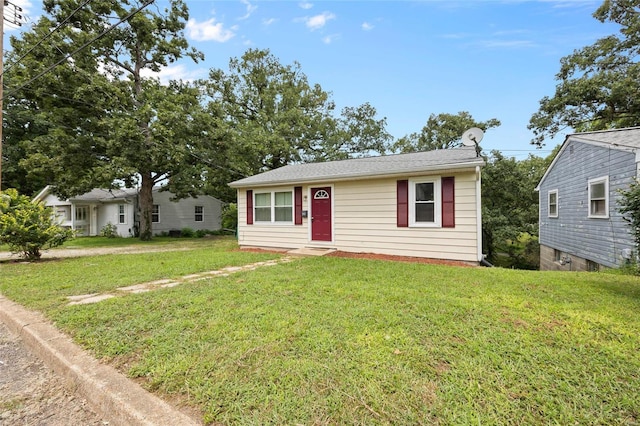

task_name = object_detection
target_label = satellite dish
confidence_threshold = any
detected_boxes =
[461,127,484,147]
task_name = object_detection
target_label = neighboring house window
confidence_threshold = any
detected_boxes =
[254,191,293,223]
[409,178,441,227]
[588,176,609,218]
[152,204,160,223]
[118,205,126,224]
[195,206,204,222]
[548,190,558,218]
[75,206,88,221]
[554,249,562,262]
[586,260,600,272]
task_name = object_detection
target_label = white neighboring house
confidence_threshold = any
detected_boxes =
[33,186,223,237]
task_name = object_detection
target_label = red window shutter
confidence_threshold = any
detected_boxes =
[397,180,409,227]
[246,190,253,225]
[294,186,303,225]
[442,177,455,228]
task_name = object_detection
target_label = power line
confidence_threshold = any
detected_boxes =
[3,0,155,101]
[2,0,93,77]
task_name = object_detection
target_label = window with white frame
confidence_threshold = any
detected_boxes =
[118,204,126,224]
[195,205,204,222]
[75,206,88,222]
[409,178,441,227]
[254,190,293,223]
[152,204,160,223]
[548,190,558,218]
[588,176,609,218]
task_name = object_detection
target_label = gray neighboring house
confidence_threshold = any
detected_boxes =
[34,186,223,237]
[536,127,640,271]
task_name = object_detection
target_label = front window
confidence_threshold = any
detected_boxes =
[548,190,558,218]
[254,190,293,223]
[195,205,204,222]
[118,204,126,224]
[588,177,609,218]
[75,206,88,222]
[409,178,441,227]
[152,204,160,223]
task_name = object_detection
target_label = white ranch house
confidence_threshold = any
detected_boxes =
[34,186,223,237]
[230,147,485,264]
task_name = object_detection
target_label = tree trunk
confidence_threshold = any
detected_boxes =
[139,172,154,241]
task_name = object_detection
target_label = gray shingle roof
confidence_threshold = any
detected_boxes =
[69,188,138,202]
[569,126,640,148]
[230,147,484,188]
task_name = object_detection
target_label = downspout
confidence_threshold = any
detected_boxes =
[476,165,489,265]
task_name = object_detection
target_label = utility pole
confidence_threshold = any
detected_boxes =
[0,0,23,192]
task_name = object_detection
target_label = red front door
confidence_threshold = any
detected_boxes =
[311,187,332,241]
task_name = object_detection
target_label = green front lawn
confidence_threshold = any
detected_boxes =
[1,240,639,425]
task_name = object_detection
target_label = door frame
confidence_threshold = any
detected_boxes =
[308,185,334,244]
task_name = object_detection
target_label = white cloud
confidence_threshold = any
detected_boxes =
[239,0,257,20]
[322,34,340,44]
[305,12,335,31]
[263,17,277,26]
[299,2,313,10]
[186,18,236,42]
[140,64,207,84]
[361,22,374,31]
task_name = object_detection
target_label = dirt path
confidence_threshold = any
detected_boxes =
[0,244,193,261]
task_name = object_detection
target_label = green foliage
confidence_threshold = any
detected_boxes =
[100,223,120,238]
[202,49,391,201]
[221,203,238,230]
[392,111,500,153]
[0,189,74,260]
[482,151,553,266]
[180,227,195,238]
[529,1,640,146]
[618,178,640,272]
[4,0,206,240]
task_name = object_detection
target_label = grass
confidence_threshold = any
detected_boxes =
[1,240,639,425]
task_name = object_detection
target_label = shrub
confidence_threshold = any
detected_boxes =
[222,203,238,231]
[195,229,207,238]
[181,227,195,238]
[0,189,75,260]
[100,222,119,238]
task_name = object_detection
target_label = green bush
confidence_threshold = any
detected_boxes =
[181,227,195,238]
[195,229,207,238]
[100,223,119,238]
[222,203,238,231]
[0,189,75,260]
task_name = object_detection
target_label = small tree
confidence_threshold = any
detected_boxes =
[0,189,74,260]
[618,179,640,268]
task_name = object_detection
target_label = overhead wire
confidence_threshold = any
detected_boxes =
[3,0,156,101]
[2,0,93,77]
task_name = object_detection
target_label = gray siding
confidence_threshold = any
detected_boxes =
[538,141,635,268]
[150,191,223,235]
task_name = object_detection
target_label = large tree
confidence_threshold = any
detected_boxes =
[392,111,500,153]
[529,0,640,146]
[4,0,206,239]
[201,48,391,201]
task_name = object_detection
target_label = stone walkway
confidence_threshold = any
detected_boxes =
[66,257,295,306]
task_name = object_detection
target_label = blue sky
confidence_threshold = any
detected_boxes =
[10,0,621,159]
